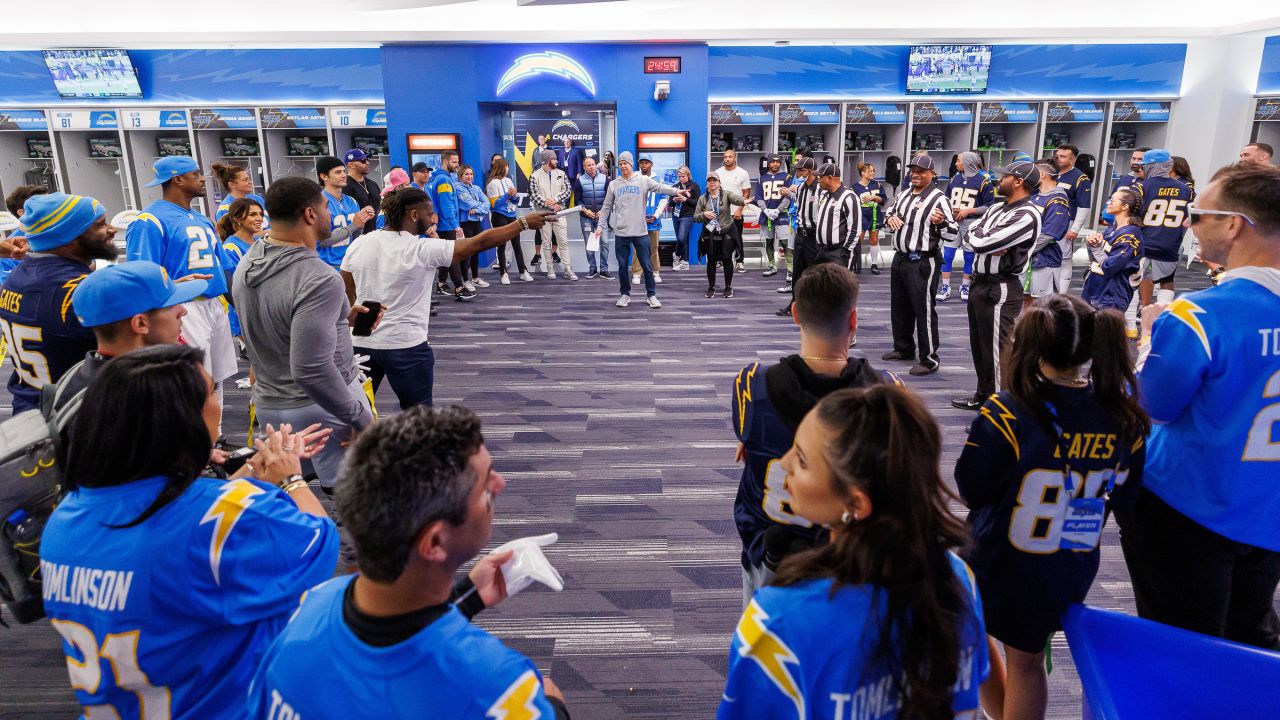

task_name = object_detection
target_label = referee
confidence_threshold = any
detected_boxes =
[813,162,861,270]
[952,160,1043,411]
[881,154,955,376]
[776,157,821,316]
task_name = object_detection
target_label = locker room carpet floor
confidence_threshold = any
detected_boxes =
[0,258,1245,720]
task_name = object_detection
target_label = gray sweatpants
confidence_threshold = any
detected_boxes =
[255,378,372,489]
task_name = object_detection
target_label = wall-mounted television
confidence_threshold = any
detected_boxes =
[907,45,991,95]
[88,137,123,159]
[42,49,143,99]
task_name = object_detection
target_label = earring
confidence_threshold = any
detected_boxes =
[841,510,857,525]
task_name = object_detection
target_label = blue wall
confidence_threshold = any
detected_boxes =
[0,49,384,105]
[381,43,709,183]
[1259,36,1280,95]
[709,44,1187,100]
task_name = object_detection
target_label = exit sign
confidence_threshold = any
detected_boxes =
[644,57,681,74]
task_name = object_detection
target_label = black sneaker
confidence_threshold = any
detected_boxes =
[849,336,858,348]
[724,288,734,298]
[951,394,983,411]
[881,351,912,361]
[436,284,452,296]
[455,288,478,302]
[870,265,880,275]
[586,270,599,279]
[599,271,614,280]
[531,255,542,268]
[776,283,793,293]
[705,287,715,298]
[908,363,938,376]
[552,252,562,264]
[774,306,792,317]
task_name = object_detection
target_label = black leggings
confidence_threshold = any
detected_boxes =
[491,213,527,274]
[706,253,735,289]
[460,220,482,279]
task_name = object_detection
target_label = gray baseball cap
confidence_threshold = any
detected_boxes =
[994,160,1042,187]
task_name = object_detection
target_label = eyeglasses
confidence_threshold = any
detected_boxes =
[1186,204,1256,227]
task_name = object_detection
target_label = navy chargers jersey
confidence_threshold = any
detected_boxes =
[1056,167,1093,220]
[759,171,793,212]
[126,199,231,296]
[1082,223,1141,311]
[0,256,95,414]
[944,173,995,241]
[1139,176,1192,262]
[249,574,558,719]
[1029,189,1071,269]
[719,553,988,720]
[1140,269,1280,551]
[41,476,339,720]
[732,358,896,570]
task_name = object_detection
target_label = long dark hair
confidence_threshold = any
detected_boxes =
[486,157,509,187]
[63,345,213,528]
[215,197,260,241]
[1171,156,1194,187]
[1003,294,1150,442]
[773,385,972,720]
[1111,187,1141,224]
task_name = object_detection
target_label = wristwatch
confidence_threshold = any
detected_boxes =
[279,474,307,493]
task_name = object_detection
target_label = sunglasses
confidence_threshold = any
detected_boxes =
[1186,204,1256,227]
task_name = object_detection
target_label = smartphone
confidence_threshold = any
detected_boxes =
[352,300,382,337]
[222,446,258,475]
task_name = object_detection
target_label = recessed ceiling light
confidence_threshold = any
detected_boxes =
[774,40,791,47]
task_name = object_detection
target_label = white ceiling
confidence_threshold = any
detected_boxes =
[1,0,1278,47]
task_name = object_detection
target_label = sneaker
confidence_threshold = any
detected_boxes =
[586,270,599,279]
[646,295,662,309]
[723,288,734,298]
[762,265,778,277]
[869,264,880,275]
[850,336,858,348]
[960,283,970,303]
[463,281,477,293]
[520,271,534,282]
[531,255,542,268]
[473,277,490,288]
[951,394,983,411]
[736,261,746,272]
[908,363,938,376]
[599,271,614,280]
[774,306,792,317]
[777,283,793,293]
[436,284,452,296]
[500,273,510,285]
[632,273,641,286]
[490,260,501,270]
[935,283,951,302]
[654,272,663,284]
[455,288,477,302]
[615,294,631,307]
[676,260,690,271]
[785,272,793,282]
[430,307,438,317]
[705,287,716,298]
[881,350,912,361]
[565,268,579,281]
[552,252,562,264]
[547,271,557,280]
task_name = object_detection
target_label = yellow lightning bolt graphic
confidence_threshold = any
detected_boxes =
[979,396,1020,461]
[735,364,758,436]
[60,274,87,323]
[199,479,265,585]
[1165,298,1211,360]
[736,599,804,720]
[513,134,539,185]
[486,669,543,720]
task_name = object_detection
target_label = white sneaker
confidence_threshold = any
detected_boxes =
[565,267,579,281]
[616,294,631,307]
[654,272,663,284]
[736,261,746,272]
[632,273,641,285]
[473,277,490,288]
[520,271,534,282]
[463,281,477,292]
[646,295,662,309]
[547,271,557,280]
[500,273,510,285]
[679,260,690,271]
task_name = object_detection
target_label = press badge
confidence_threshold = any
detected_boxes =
[1060,497,1105,550]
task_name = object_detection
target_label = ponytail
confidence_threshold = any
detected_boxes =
[211,162,246,192]
[1090,309,1151,442]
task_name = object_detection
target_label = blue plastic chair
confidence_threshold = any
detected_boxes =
[1063,604,1280,719]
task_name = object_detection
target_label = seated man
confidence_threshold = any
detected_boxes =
[248,405,570,719]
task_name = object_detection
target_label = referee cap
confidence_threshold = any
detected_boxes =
[795,157,817,171]
[816,162,841,178]
[907,154,936,172]
[994,160,1041,187]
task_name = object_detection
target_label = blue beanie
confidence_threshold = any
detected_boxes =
[20,193,106,252]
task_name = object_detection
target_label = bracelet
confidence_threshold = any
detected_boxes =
[518,217,529,231]
[281,478,309,494]
[278,473,306,492]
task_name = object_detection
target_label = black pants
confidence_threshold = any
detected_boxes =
[967,274,1023,398]
[491,213,528,274]
[811,244,850,270]
[787,228,817,308]
[460,220,482,279]
[889,251,942,368]
[706,252,734,289]
[733,217,745,263]
[1117,489,1280,650]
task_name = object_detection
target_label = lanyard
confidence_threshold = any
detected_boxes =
[1045,400,1121,500]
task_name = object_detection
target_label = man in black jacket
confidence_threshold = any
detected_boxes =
[342,149,382,234]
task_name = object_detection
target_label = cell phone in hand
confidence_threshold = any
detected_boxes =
[352,300,382,337]
[222,446,258,475]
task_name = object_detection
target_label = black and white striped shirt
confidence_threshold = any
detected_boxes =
[966,197,1043,276]
[886,187,955,253]
[795,179,824,230]
[815,185,860,248]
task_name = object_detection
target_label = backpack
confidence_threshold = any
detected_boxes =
[1076,153,1096,182]
[0,364,88,624]
[885,156,902,188]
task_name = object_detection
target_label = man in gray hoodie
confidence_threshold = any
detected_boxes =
[593,151,688,308]
[234,176,376,489]
[938,151,996,303]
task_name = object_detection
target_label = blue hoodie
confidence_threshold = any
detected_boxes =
[426,169,461,232]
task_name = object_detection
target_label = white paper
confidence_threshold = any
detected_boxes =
[586,233,600,252]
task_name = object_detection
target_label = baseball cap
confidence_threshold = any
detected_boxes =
[907,154,936,172]
[638,153,653,163]
[145,156,200,188]
[411,162,430,173]
[816,162,840,178]
[20,193,106,252]
[1143,148,1171,164]
[767,153,782,163]
[343,148,369,164]
[381,168,411,196]
[72,261,207,328]
[1012,151,1034,164]
[795,157,817,171]
[994,160,1042,187]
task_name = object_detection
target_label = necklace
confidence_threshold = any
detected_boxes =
[800,354,846,363]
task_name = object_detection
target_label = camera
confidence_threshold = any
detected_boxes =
[654,81,670,102]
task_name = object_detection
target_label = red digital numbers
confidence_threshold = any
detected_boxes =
[644,57,681,74]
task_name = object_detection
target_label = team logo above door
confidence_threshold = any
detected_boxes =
[496,51,596,96]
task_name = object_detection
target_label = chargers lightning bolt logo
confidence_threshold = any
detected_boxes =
[486,669,543,720]
[735,600,804,719]
[1166,297,1211,359]
[975,395,1021,461]
[497,51,596,96]
[200,479,266,585]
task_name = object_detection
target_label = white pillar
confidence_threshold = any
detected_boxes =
[1168,35,1267,179]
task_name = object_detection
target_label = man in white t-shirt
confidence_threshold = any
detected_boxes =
[716,149,753,272]
[340,186,550,407]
